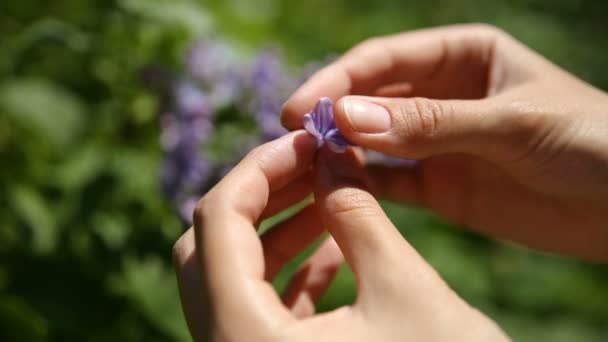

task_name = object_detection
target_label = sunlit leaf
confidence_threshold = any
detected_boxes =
[119,0,213,36]
[10,185,57,254]
[55,143,106,192]
[108,256,190,342]
[0,295,48,341]
[0,79,83,148]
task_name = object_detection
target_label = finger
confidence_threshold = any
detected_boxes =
[261,203,324,280]
[333,94,523,161]
[281,237,344,318]
[369,155,608,262]
[365,163,425,206]
[313,147,444,304]
[282,24,503,130]
[173,228,212,342]
[372,82,414,98]
[194,131,316,329]
[261,170,313,220]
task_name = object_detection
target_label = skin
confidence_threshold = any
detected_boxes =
[173,131,508,341]
[174,24,608,341]
[282,24,608,262]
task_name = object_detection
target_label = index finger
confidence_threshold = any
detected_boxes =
[194,131,317,329]
[281,24,500,130]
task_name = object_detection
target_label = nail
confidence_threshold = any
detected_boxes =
[343,98,391,134]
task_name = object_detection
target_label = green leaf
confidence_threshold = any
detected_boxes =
[0,295,48,342]
[109,148,159,202]
[10,185,57,254]
[119,0,214,36]
[108,256,190,342]
[0,79,83,148]
[55,143,106,192]
[92,213,130,250]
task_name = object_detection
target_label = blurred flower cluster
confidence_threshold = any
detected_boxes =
[155,40,309,224]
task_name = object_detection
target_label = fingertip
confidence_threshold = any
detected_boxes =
[254,131,318,190]
[280,83,328,131]
[280,96,305,131]
[289,130,318,159]
[334,96,350,131]
[282,64,354,131]
[333,96,362,142]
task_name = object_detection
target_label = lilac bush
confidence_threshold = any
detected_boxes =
[159,40,302,224]
[158,40,409,225]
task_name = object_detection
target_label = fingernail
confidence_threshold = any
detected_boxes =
[343,98,391,134]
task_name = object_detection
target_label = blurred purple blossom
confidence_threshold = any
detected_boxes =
[160,78,216,206]
[156,40,394,225]
[303,97,351,153]
[186,40,236,84]
[175,81,212,118]
[248,49,291,140]
[157,40,305,224]
[186,39,242,108]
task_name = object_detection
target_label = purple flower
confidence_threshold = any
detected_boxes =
[249,50,290,141]
[186,39,242,108]
[175,81,212,118]
[186,40,235,84]
[154,39,332,226]
[303,97,351,153]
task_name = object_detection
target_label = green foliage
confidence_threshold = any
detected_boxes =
[1,0,607,341]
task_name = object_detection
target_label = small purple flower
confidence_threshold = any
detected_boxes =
[249,49,291,141]
[152,39,333,226]
[303,97,351,153]
[175,81,212,117]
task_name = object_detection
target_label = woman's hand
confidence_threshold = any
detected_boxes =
[173,132,508,341]
[282,24,608,262]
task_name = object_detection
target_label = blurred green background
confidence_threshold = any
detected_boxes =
[1,0,607,341]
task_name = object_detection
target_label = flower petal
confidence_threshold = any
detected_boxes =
[303,97,354,153]
[303,113,324,147]
[325,128,349,153]
[315,97,334,133]
[327,140,347,153]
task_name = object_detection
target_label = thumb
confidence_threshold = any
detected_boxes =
[313,147,446,301]
[334,95,513,160]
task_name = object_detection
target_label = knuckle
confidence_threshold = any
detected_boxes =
[171,232,189,266]
[502,101,553,134]
[247,144,265,160]
[393,98,447,145]
[464,23,504,37]
[355,37,384,52]
[246,141,276,174]
[192,196,211,227]
[499,101,569,163]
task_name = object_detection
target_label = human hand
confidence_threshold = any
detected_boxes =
[172,131,508,341]
[282,24,608,262]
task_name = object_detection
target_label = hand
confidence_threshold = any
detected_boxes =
[172,132,508,341]
[282,24,608,262]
